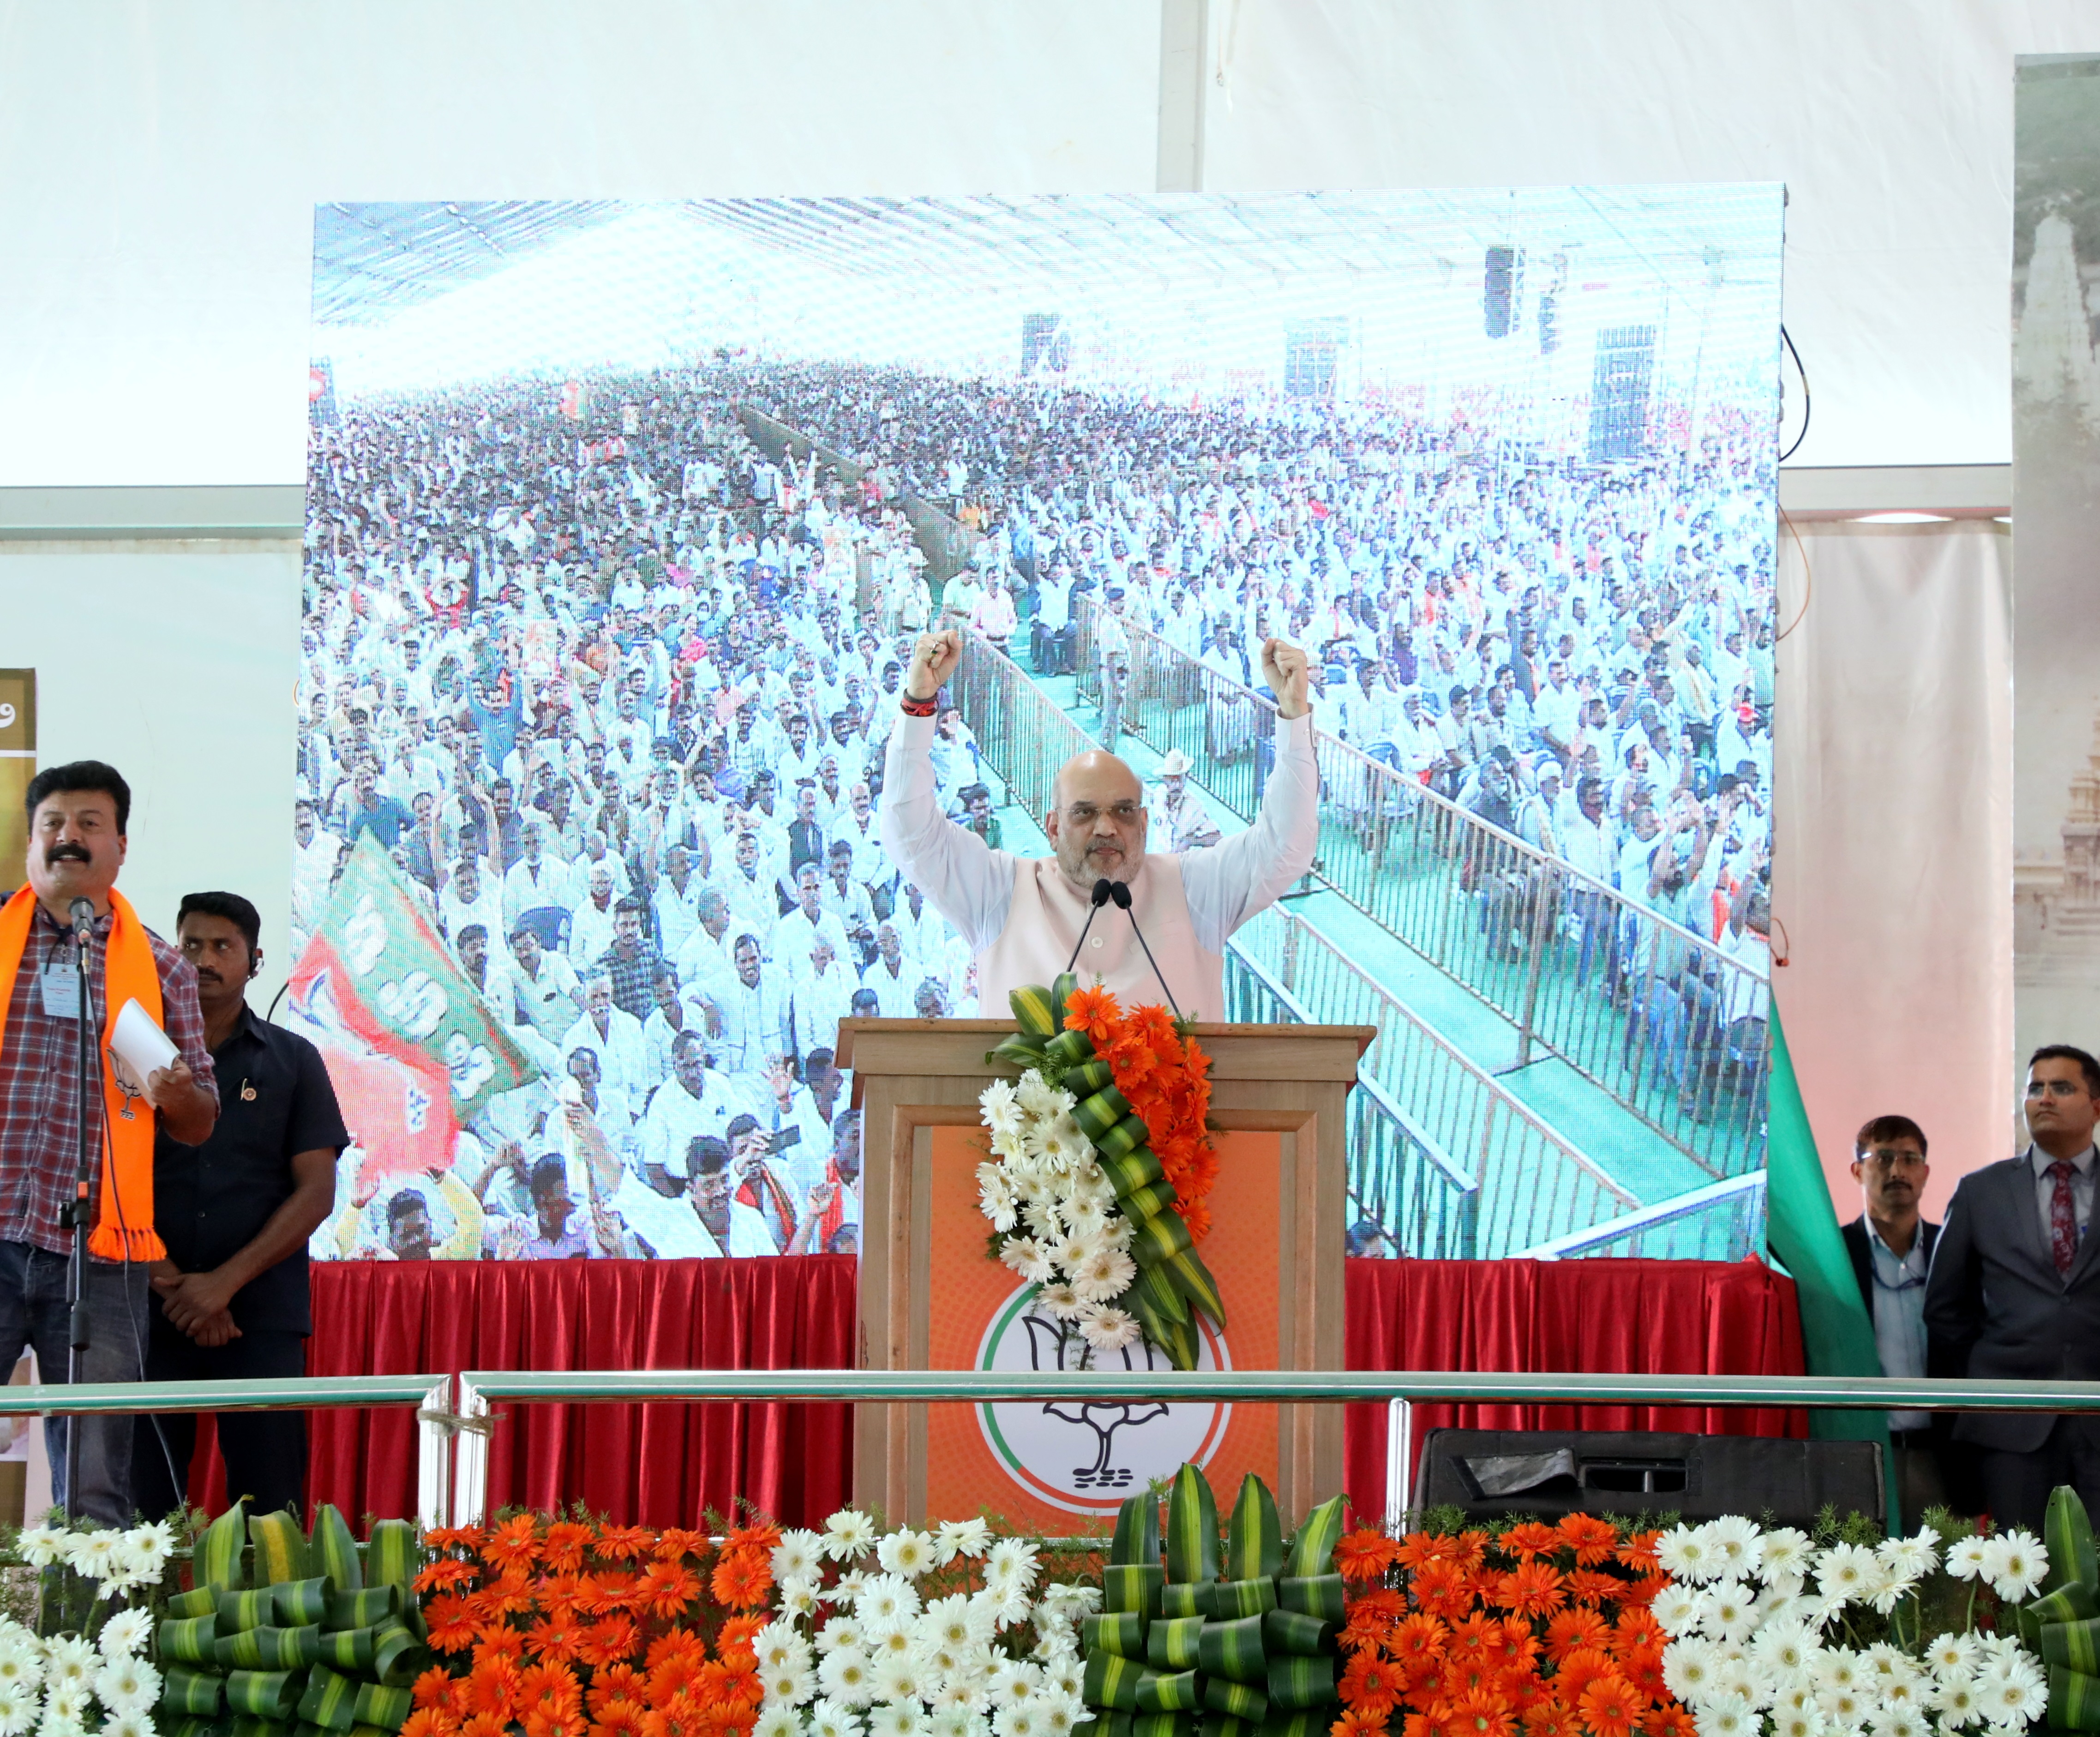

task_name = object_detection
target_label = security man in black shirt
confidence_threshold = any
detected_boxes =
[132,891,347,1517]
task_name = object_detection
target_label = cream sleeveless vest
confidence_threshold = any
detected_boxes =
[976,853,1222,1020]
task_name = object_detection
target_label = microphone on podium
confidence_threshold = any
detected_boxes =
[1065,878,1115,973]
[1109,880,1183,1020]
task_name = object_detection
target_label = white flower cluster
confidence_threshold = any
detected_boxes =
[14,1521,175,1604]
[1649,1516,2050,1737]
[751,1508,1103,1737]
[0,1604,159,1737]
[976,1073,1140,1353]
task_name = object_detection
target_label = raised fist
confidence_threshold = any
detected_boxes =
[906,629,963,703]
[1260,638,1312,721]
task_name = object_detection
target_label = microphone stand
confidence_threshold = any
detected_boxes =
[1109,882,1184,1022]
[65,905,97,1520]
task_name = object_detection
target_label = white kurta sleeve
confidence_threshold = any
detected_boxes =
[878,712,1017,951]
[1180,711,1320,952]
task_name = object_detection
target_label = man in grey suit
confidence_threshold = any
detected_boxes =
[1924,1044,2100,1531]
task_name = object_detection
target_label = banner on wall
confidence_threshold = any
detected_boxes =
[0,672,34,891]
[2013,57,2100,1063]
[297,192,1783,1262]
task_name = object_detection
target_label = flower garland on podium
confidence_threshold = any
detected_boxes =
[975,973,1224,1370]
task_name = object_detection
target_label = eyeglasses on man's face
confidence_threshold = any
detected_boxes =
[1857,1147,1926,1171]
[1062,801,1143,827]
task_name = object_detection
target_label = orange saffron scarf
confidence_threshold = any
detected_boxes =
[0,885,168,1261]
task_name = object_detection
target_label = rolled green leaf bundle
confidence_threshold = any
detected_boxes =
[1196,1615,1266,1685]
[1009,985,1062,1039]
[160,1666,226,1717]
[326,1585,401,1631]
[1084,1614,1147,1660]
[1265,1654,1337,1711]
[1146,1617,1205,1671]
[1201,1679,1266,1723]
[297,1724,335,1737]
[364,1521,420,1597]
[1283,1496,1347,1580]
[1097,1114,1152,1161]
[2048,1665,2100,1731]
[1043,1028,1095,1069]
[1159,1583,1211,1621]
[199,1498,249,1590]
[166,1587,219,1620]
[249,1509,312,1585]
[1065,1058,1116,1096]
[1120,1180,1178,1225]
[1261,1609,1334,1657]
[372,1623,425,1688]
[226,1668,306,1721]
[1098,1148,1165,1200]
[352,1682,413,1732]
[299,1667,360,1734]
[1129,1715,1183,1737]
[1073,1087,1134,1142]
[2047,1485,2099,1596]
[228,1719,288,1737]
[159,1616,219,1665]
[1166,1465,1220,1585]
[316,1628,378,1673]
[1084,1650,1146,1712]
[989,1036,1048,1072]
[308,1504,364,1594]
[219,1588,276,1634]
[1102,1565,1164,1618]
[1211,1578,1276,1620]
[171,1720,221,1737]
[1260,1713,1327,1737]
[1276,1575,1346,1624]
[2031,1581,2100,1627]
[273,1578,334,1628]
[223,1625,324,1671]
[1225,1474,1283,1583]
[1199,1716,1252,1737]
[1135,1671,1200,1714]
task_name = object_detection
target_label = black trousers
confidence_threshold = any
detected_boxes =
[132,1322,309,1520]
[1974,1417,2100,1534]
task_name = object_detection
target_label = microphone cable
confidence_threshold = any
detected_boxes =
[1108,881,1183,1022]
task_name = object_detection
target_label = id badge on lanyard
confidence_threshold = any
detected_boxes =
[40,957,81,1020]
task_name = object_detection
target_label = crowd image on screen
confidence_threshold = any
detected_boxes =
[296,350,1775,1260]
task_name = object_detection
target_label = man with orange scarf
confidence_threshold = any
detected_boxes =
[0,762,216,1521]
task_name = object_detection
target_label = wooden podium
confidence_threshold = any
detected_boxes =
[833,1017,1372,1530]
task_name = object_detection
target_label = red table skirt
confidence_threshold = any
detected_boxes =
[183,1256,1804,1528]
[1344,1256,1809,1521]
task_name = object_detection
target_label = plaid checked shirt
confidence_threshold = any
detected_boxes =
[0,902,217,1256]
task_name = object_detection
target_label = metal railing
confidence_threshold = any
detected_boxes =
[1069,597,1770,1179]
[0,1373,451,1526]
[1519,1171,1769,1262]
[954,630,1097,823]
[1230,904,1638,1255]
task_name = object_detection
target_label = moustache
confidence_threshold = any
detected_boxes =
[43,844,90,865]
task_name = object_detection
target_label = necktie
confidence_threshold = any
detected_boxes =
[2049,1159,2079,1277]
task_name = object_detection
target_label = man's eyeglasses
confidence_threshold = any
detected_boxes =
[1062,801,1143,826]
[1857,1147,1926,1170]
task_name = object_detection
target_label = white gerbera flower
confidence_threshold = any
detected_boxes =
[929,1711,986,1737]
[990,1707,1045,1737]
[1812,1649,1864,1694]
[921,1594,992,1650]
[819,1648,877,1707]
[936,1519,992,1563]
[754,1709,802,1737]
[42,1640,93,1692]
[1662,1639,1719,1703]
[873,1658,931,1705]
[809,1699,866,1737]
[780,1577,822,1621]
[1036,1284,1085,1321]
[119,1520,176,1577]
[1976,1664,2045,1727]
[61,1533,122,1583]
[865,1623,916,1663]
[978,1170,1019,1232]
[1772,1708,1822,1737]
[772,1528,825,1584]
[1076,1305,1140,1352]
[1758,1527,1813,1582]
[877,1530,937,1580]
[1749,1620,1816,1680]
[759,1629,814,1677]
[1068,1244,1136,1304]
[1651,1584,1707,1637]
[1693,1701,1751,1737]
[0,1653,40,1699]
[836,1570,872,1604]
[100,1717,154,1737]
[856,1574,922,1628]
[14,1528,63,1570]
[1705,1515,1764,1579]
[0,1685,30,1737]
[1868,1709,1928,1737]
[1816,1685,1868,1731]
[1035,1583,1101,1622]
[1657,1522,1719,1583]
[96,1610,151,1662]
[1060,1196,1109,1240]
[1933,1673,1982,1728]
[825,1509,881,1560]
[1035,1700,1086,1737]
[1000,1237,1055,1284]
[1926,1633,1981,1681]
[819,1617,869,1656]
[1944,1533,1992,1581]
[981,1079,1022,1137]
[984,1539,1040,1595]
[1701,1579,1758,1644]
[1814,1543,1878,1605]
[1980,1531,2048,1604]
[92,1658,159,1718]
[867,1705,928,1737]
[1878,1528,1939,1581]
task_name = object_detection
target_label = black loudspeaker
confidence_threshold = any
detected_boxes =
[1483,246,1523,339]
[1588,325,1657,462]
[1413,1429,1885,1530]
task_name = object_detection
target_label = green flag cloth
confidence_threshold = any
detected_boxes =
[1764,1007,1892,1491]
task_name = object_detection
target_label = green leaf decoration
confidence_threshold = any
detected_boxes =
[1276,1575,1346,1624]
[165,1587,218,1620]
[159,1616,219,1665]
[225,1669,304,1721]
[352,1682,413,1732]
[1262,1609,1335,1657]
[1065,1058,1117,1096]
[1084,1650,1148,1712]
[1110,1493,1162,1567]
[248,1509,311,1585]
[217,1590,276,1634]
[1130,1263,1189,1328]
[1264,1654,1338,1712]
[1284,1495,1348,1579]
[2045,1665,2100,1731]
[159,1667,225,1717]
[1225,1474,1284,1583]
[2031,1582,2099,1628]
[1203,1679,1267,1723]
[1085,1613,1148,1659]
[1010,985,1063,1040]
[1166,1464,1221,1586]
[2044,1617,2100,1674]
[308,1504,364,1595]
[1097,1113,1152,1160]
[199,1499,249,1590]
[1212,1578,1277,1620]
[364,1521,420,1598]
[326,1585,402,1631]
[1146,1616,1206,1671]
[317,1627,378,1673]
[2048,1486,2100,1598]
[298,1667,360,1735]
[1196,1613,1267,1684]
[1135,1670,1201,1713]
[1102,1564,1165,1618]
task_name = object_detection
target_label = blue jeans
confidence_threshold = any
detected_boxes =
[0,1242,150,1523]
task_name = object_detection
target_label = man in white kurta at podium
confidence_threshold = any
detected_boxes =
[880,628,1320,1020]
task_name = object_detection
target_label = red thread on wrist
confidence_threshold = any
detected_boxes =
[900,694,938,718]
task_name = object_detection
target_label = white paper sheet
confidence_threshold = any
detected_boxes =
[109,998,178,1085]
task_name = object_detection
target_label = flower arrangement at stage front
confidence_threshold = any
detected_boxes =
[408,1513,780,1737]
[977,974,1223,1371]
[0,1518,173,1737]
[747,1506,1104,1737]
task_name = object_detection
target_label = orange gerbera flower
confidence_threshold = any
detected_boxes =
[1614,1607,1664,1652]
[1453,1532,1491,1573]
[1563,1569,1623,1609]
[1614,1531,1662,1575]
[540,1521,595,1574]
[724,1521,781,1553]
[1333,1709,1390,1737]
[1391,1611,1449,1664]
[520,1662,584,1719]
[1487,1620,1537,1673]
[481,1515,541,1572]
[1340,1651,1404,1716]
[401,1710,458,1737]
[416,1558,481,1593]
[1540,1609,1609,1666]
[580,1571,641,1614]
[1554,1513,1619,1568]
[592,1698,651,1737]
[654,1529,711,1562]
[1336,1527,1404,1583]
[413,1667,461,1711]
[1395,1532,1460,1573]
[1498,1668,1548,1715]
[1402,1658,1452,1704]
[426,1526,489,1554]
[426,1593,480,1654]
[645,1630,707,1671]
[526,1615,588,1666]
[1554,1647,1614,1704]
[525,1709,589,1737]
[1448,1687,1514,1737]
[460,1716,508,1737]
[1640,1706,1697,1737]
[1445,1613,1498,1663]
[477,1627,529,1664]
[1578,1673,1641,1737]
[594,1526,655,1561]
[588,1665,648,1716]
[1520,1696,1578,1737]
[1496,1521,1562,1563]
[1064,983,1121,1041]
[577,1617,641,1671]
[464,1657,522,1721]
[1410,1558,1475,1622]
[1490,1561,1565,1620]
[709,1548,772,1609]
[638,1560,702,1619]
[1618,1647,1668,1706]
[646,1654,704,1707]
[716,1614,769,1658]
[1620,1572,1667,1610]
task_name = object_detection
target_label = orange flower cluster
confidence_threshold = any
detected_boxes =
[408,1515,780,1737]
[1063,985,1217,1241]
[1329,1515,1694,1737]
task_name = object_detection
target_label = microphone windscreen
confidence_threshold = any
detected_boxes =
[1090,878,1113,907]
[1109,881,1133,909]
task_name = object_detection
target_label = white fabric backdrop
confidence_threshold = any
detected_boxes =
[1774,521,2014,1219]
